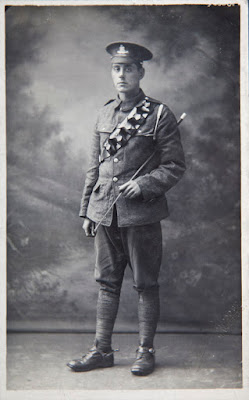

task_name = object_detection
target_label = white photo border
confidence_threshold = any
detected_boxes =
[0,1,248,399]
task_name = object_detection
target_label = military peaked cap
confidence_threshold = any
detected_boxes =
[106,42,153,64]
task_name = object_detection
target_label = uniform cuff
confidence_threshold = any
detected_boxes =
[135,177,155,202]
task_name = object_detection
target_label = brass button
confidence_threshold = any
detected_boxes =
[114,158,119,163]
[113,177,118,182]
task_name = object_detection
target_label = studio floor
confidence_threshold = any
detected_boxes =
[7,332,242,390]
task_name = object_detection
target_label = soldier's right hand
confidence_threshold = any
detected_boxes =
[82,218,95,237]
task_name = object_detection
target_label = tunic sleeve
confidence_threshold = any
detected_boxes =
[79,122,100,217]
[135,106,186,201]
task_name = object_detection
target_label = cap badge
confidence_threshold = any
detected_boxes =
[117,44,129,55]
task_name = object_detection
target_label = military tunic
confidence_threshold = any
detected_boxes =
[79,90,186,227]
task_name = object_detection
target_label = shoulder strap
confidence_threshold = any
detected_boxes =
[153,104,164,140]
[145,96,161,104]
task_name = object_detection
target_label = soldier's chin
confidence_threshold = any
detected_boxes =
[116,85,130,93]
[117,83,127,88]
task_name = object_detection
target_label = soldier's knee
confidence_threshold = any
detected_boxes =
[133,283,160,294]
[97,280,122,295]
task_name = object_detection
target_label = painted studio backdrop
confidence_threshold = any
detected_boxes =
[6,5,241,333]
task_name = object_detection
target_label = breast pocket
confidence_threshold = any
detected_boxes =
[132,134,155,152]
[136,114,156,137]
[97,124,116,148]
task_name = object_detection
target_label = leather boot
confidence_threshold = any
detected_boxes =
[67,346,114,372]
[131,346,155,376]
[67,288,119,372]
[131,289,159,375]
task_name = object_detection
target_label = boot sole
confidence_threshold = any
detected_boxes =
[67,362,114,372]
[131,368,154,376]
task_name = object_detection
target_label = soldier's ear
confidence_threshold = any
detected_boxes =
[139,67,145,80]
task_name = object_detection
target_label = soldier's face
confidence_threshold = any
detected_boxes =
[111,63,144,95]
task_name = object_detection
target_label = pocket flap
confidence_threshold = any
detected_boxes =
[136,115,156,137]
[96,123,116,133]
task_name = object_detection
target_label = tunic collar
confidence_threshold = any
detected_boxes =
[114,89,146,112]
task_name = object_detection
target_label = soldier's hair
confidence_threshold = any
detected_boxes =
[135,61,144,69]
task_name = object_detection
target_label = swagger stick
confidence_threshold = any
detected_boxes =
[93,112,187,233]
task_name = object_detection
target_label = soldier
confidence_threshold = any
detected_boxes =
[67,42,186,376]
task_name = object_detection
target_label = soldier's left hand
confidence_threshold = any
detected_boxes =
[119,180,142,199]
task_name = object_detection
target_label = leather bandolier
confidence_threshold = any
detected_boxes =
[100,97,154,163]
